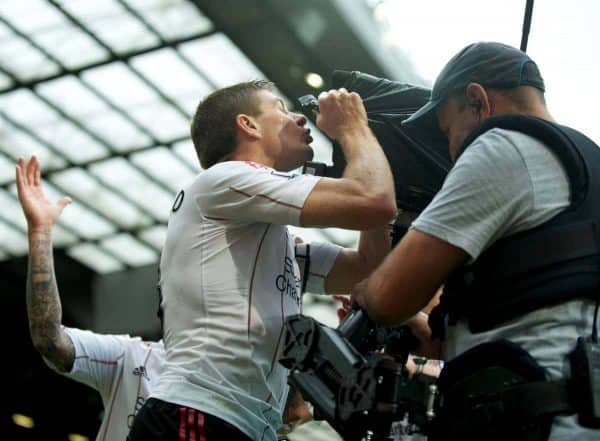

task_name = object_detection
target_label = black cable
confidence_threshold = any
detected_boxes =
[520,0,535,52]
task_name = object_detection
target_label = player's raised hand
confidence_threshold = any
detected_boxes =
[16,156,71,229]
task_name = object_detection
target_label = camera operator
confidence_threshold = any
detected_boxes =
[351,42,600,440]
[129,81,396,441]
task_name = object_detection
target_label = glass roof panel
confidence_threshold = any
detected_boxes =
[0,21,61,81]
[67,242,125,274]
[173,139,202,173]
[0,71,13,91]
[130,146,196,192]
[59,0,159,54]
[1,0,64,34]
[138,224,168,250]
[36,75,106,115]
[129,100,189,141]
[0,188,78,247]
[47,225,79,248]
[9,181,117,240]
[35,121,109,164]
[0,189,28,230]
[179,33,267,88]
[0,154,16,185]
[0,119,67,171]
[83,62,190,141]
[37,76,151,151]
[89,158,174,222]
[100,233,158,267]
[0,221,28,255]
[82,62,156,105]
[130,48,213,114]
[125,0,213,41]
[50,167,153,229]
[0,88,109,163]
[1,0,109,69]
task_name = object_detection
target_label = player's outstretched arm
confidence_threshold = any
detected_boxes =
[16,156,74,372]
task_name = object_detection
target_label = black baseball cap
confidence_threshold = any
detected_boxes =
[403,42,545,126]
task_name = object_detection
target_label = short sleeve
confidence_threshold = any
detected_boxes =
[295,241,343,294]
[195,161,321,226]
[44,328,127,402]
[412,129,538,259]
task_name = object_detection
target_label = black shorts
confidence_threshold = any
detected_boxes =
[127,397,252,441]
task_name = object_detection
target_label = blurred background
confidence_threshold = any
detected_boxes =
[1,0,598,439]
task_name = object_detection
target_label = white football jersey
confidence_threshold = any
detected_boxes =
[152,161,321,441]
[47,327,165,441]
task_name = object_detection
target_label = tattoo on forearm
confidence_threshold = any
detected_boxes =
[26,232,74,372]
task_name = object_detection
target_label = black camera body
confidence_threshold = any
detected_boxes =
[279,307,437,441]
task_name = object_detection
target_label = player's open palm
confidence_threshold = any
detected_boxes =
[16,156,71,229]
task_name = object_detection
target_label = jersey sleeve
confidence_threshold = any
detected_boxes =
[44,327,127,402]
[195,161,321,226]
[295,241,342,294]
[412,129,546,260]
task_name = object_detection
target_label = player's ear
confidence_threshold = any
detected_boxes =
[236,114,261,140]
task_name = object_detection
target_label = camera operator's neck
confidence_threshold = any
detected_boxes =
[488,87,555,123]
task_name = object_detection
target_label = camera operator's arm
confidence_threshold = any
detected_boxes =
[16,156,75,373]
[300,89,396,230]
[352,229,468,326]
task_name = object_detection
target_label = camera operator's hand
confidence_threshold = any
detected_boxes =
[316,88,369,141]
[350,277,369,311]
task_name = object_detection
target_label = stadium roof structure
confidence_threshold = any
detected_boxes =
[0,0,407,274]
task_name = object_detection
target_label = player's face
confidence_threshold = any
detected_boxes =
[437,95,481,161]
[254,90,314,171]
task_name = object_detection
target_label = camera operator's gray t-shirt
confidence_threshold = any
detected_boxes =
[412,127,599,440]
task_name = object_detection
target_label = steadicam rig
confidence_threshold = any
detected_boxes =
[278,308,438,441]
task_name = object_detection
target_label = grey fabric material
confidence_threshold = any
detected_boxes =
[413,128,569,260]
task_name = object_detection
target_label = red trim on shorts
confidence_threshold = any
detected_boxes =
[179,407,186,441]
[188,408,197,441]
[197,411,206,441]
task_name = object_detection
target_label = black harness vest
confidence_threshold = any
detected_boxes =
[431,114,600,334]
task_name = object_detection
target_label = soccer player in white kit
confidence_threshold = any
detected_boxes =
[17,156,334,441]
[128,81,397,441]
[16,156,166,441]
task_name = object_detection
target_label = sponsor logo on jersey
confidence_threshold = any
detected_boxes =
[275,256,301,307]
[132,366,150,380]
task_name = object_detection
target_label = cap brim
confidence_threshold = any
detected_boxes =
[402,97,442,127]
